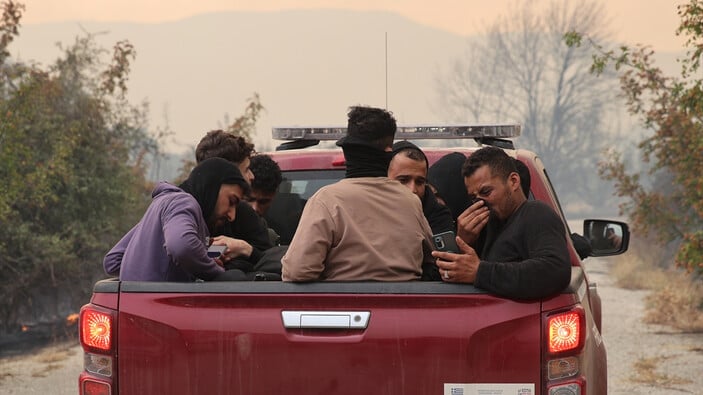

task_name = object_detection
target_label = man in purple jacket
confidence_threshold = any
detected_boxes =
[103,158,250,282]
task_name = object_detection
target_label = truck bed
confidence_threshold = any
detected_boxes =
[89,269,590,395]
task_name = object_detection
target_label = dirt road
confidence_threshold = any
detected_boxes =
[584,256,703,394]
[1,257,701,394]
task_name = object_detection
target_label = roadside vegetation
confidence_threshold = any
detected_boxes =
[0,0,155,334]
[613,235,703,332]
[0,0,262,338]
[567,0,703,331]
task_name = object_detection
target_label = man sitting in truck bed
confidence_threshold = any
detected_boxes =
[281,106,436,281]
[432,146,571,299]
[389,140,454,235]
[195,130,275,274]
[103,158,250,281]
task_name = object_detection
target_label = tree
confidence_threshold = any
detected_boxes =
[436,0,622,208]
[0,0,156,332]
[565,0,703,275]
[225,93,264,142]
[176,93,265,182]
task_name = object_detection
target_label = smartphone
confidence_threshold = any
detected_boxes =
[207,245,227,259]
[433,231,459,253]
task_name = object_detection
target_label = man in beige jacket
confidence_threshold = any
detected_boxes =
[281,106,436,281]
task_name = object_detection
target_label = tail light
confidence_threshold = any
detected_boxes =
[79,304,116,395]
[81,379,111,395]
[81,309,113,351]
[548,311,582,353]
[544,306,586,394]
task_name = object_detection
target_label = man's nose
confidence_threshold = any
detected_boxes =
[227,206,237,222]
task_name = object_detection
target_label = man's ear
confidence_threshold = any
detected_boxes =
[508,172,521,192]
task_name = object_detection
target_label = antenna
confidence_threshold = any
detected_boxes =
[385,32,388,109]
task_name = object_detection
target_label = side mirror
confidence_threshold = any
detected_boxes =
[583,219,630,257]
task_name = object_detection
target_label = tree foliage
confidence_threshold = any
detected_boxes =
[565,0,703,275]
[437,0,621,206]
[177,93,265,182]
[0,1,156,331]
[226,93,264,141]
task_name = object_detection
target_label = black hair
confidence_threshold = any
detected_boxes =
[179,157,250,220]
[195,130,255,165]
[250,154,282,194]
[462,146,517,180]
[392,140,428,168]
[346,106,396,150]
[427,152,469,221]
[513,158,530,197]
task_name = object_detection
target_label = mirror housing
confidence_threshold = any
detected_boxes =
[583,219,629,257]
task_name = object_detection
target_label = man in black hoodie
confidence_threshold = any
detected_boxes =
[389,141,454,235]
[431,147,571,300]
[195,130,275,275]
[427,152,471,224]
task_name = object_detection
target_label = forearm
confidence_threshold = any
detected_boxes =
[280,234,327,281]
[475,256,571,299]
[103,227,135,276]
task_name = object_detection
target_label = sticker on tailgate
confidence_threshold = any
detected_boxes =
[444,383,534,395]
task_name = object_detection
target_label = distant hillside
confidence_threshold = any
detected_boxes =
[11,9,684,183]
[12,10,467,157]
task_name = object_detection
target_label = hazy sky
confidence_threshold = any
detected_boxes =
[21,0,685,51]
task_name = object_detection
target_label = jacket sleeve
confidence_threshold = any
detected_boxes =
[475,205,571,300]
[228,202,274,251]
[163,204,224,281]
[103,226,136,276]
[281,196,334,282]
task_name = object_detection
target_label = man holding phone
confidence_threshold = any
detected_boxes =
[103,158,250,282]
[431,147,571,300]
[195,130,274,272]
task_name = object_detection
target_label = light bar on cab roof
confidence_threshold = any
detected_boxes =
[272,124,521,141]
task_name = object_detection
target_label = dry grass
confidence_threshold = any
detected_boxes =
[36,347,75,364]
[630,356,691,386]
[0,372,14,383]
[612,234,703,332]
[644,277,703,331]
[611,251,670,290]
[31,363,62,378]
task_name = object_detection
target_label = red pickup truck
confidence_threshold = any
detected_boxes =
[78,125,628,395]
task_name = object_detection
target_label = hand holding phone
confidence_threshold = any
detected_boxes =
[433,231,459,253]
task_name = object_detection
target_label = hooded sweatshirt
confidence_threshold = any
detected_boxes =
[103,158,249,282]
[427,152,470,223]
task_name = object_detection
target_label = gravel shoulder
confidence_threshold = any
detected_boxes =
[0,339,82,394]
[1,257,701,394]
[584,256,703,394]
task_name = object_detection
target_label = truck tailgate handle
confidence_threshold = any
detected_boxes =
[281,311,371,329]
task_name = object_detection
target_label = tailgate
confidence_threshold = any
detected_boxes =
[116,282,542,395]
